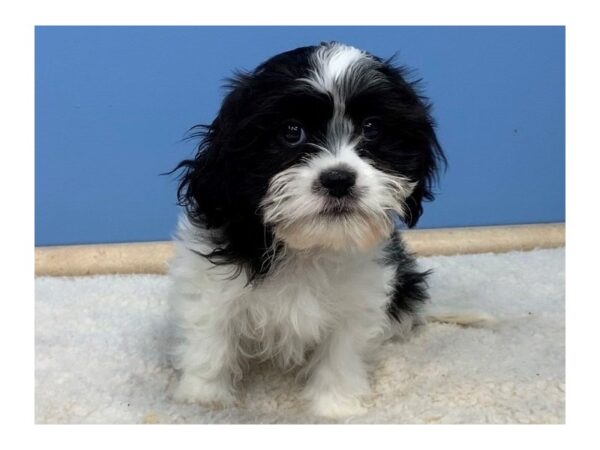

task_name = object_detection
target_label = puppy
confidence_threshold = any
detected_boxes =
[168,42,445,418]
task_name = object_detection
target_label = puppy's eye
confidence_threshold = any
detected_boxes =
[281,121,306,146]
[362,117,382,141]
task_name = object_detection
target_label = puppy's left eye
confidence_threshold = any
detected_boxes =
[362,117,382,141]
[281,121,306,146]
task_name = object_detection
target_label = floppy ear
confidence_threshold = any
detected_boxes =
[173,122,227,229]
[173,73,256,229]
[378,60,447,228]
[171,73,284,281]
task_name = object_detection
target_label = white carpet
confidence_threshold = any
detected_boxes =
[35,248,565,424]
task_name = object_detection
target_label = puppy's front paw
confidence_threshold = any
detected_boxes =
[172,373,235,408]
[309,391,368,418]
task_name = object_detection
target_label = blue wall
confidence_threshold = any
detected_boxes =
[35,26,565,246]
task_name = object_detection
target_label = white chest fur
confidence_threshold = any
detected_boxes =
[169,228,396,370]
[169,219,399,416]
[231,248,394,367]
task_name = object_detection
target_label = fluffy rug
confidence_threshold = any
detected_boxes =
[35,248,565,424]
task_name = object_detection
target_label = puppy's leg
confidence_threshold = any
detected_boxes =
[303,328,371,418]
[170,291,240,407]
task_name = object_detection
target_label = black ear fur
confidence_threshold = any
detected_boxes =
[171,73,285,281]
[403,114,445,228]
[377,58,447,227]
[174,121,226,229]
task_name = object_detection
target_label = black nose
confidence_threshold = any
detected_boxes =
[319,167,357,198]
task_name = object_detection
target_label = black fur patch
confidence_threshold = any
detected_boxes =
[383,233,431,321]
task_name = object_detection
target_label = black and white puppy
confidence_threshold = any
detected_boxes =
[168,42,445,417]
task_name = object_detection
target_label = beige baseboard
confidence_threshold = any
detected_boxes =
[35,223,565,277]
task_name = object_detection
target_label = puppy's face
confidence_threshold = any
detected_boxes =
[177,43,444,254]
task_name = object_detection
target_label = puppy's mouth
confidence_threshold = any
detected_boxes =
[261,170,402,251]
[268,197,394,252]
[318,198,358,217]
[314,185,368,217]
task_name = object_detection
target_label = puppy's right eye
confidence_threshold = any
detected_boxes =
[281,121,306,146]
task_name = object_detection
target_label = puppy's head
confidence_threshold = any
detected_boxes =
[176,43,445,267]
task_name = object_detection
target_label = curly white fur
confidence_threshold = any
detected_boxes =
[168,216,405,417]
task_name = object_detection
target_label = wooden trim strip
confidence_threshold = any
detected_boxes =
[35,223,564,277]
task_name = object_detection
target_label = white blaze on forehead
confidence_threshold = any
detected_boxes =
[305,44,368,94]
[299,44,371,154]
